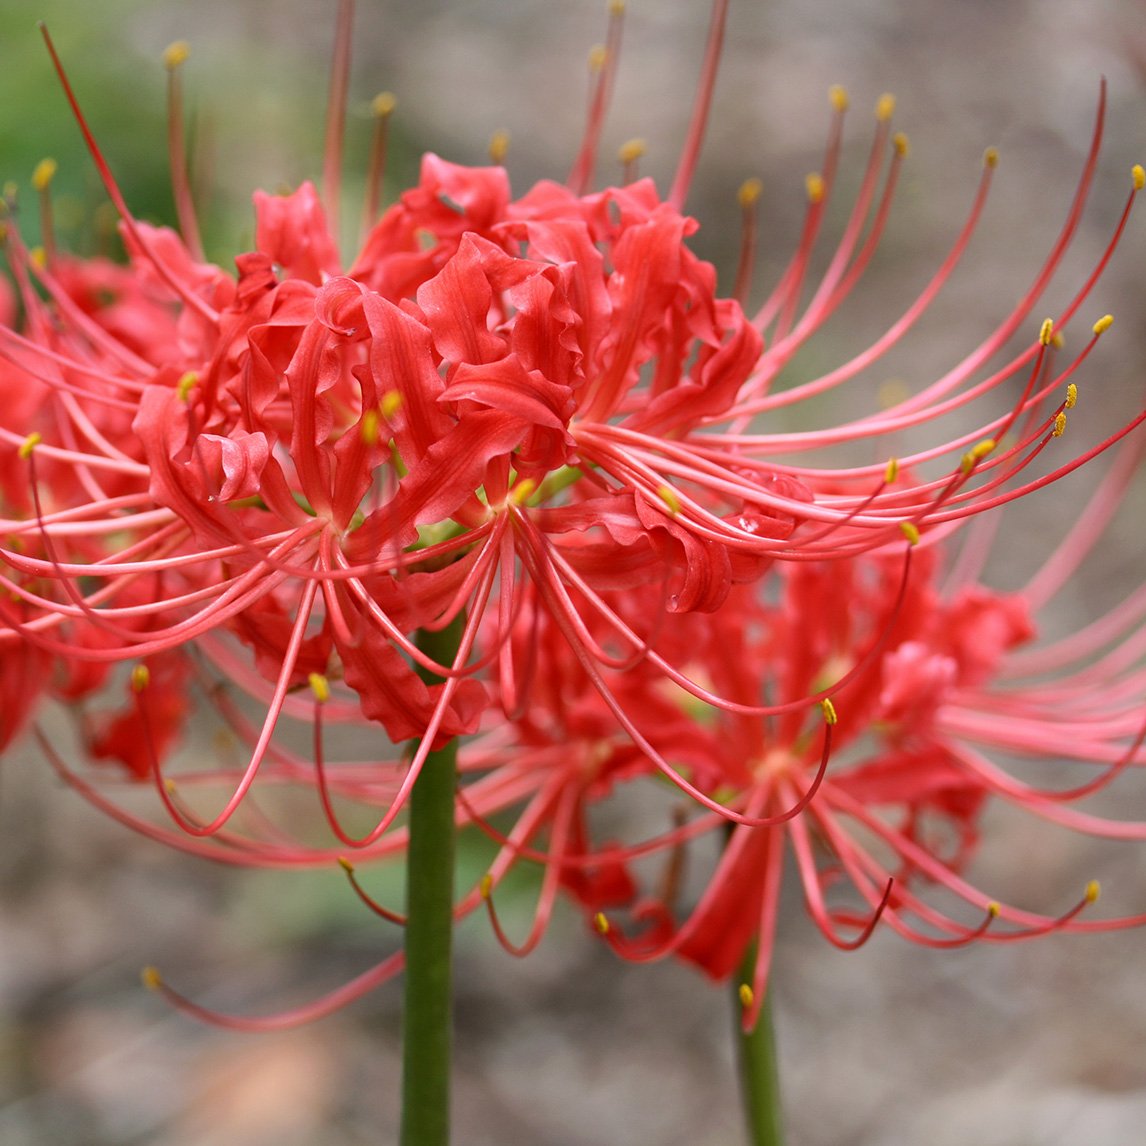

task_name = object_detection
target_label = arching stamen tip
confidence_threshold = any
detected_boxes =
[1052,411,1068,438]
[176,371,198,402]
[593,912,610,935]
[32,158,58,191]
[163,777,178,796]
[131,663,151,692]
[829,84,849,113]
[875,92,896,122]
[805,172,825,205]
[960,438,996,474]
[1092,313,1114,336]
[1085,879,1101,904]
[986,901,1001,919]
[618,137,646,164]
[1039,317,1055,346]
[738,177,763,208]
[884,457,900,484]
[1133,164,1145,191]
[656,484,682,516]
[608,0,625,15]
[18,432,42,460]
[893,131,909,158]
[480,873,494,900]
[820,697,838,725]
[983,146,1000,169]
[738,983,755,1009]
[898,521,920,546]
[308,672,331,704]
[488,129,511,165]
[337,856,355,874]
[1065,382,1078,410]
[141,966,163,991]
[588,43,608,73]
[163,41,190,71]
[372,91,397,118]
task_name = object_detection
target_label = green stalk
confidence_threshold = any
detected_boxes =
[733,946,785,1146]
[400,616,465,1146]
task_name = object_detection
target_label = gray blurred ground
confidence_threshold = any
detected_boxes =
[2,1,1146,1143]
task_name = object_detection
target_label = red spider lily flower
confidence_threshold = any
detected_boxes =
[0,0,1144,1033]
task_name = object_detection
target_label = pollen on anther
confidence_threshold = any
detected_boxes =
[372,91,397,119]
[176,371,198,401]
[738,177,763,209]
[986,901,1001,919]
[32,158,57,191]
[1133,164,1145,191]
[1065,383,1078,409]
[18,432,41,459]
[337,856,355,874]
[480,874,494,900]
[163,41,190,70]
[588,43,608,73]
[1052,412,1067,438]
[1038,318,1054,346]
[1086,880,1101,903]
[898,521,920,546]
[884,457,899,484]
[1092,313,1114,336]
[131,664,150,692]
[361,409,381,447]
[594,912,609,935]
[961,438,996,473]
[308,672,331,704]
[738,983,755,1009]
[380,389,403,419]
[488,130,510,165]
[829,84,849,113]
[893,131,909,157]
[875,93,896,122]
[657,484,682,515]
[805,172,825,205]
[983,146,999,169]
[820,698,838,725]
[141,966,163,991]
[618,138,646,165]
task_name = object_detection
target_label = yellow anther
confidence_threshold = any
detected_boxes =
[1133,164,1145,191]
[30,246,46,270]
[32,158,57,191]
[893,131,909,158]
[131,664,151,692]
[960,438,996,473]
[829,84,849,113]
[380,389,403,419]
[141,966,163,991]
[588,43,608,73]
[18,432,41,459]
[875,93,896,121]
[986,901,1001,919]
[609,0,625,14]
[372,91,397,118]
[1038,318,1054,346]
[308,672,331,704]
[361,409,381,447]
[337,856,355,874]
[510,478,537,505]
[594,912,609,935]
[1092,313,1114,336]
[884,457,899,484]
[898,521,920,546]
[618,137,646,165]
[738,983,755,1009]
[163,777,179,795]
[738,177,763,209]
[805,172,825,205]
[480,874,494,900]
[488,130,510,165]
[176,371,198,401]
[820,697,838,725]
[1065,382,1077,410]
[1085,879,1101,904]
[163,41,190,70]
[1052,411,1067,438]
[657,484,682,515]
[983,146,999,169]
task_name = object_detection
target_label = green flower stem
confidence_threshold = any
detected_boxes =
[733,946,785,1146]
[400,616,465,1146]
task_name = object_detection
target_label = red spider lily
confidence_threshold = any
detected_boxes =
[0,0,1144,1033]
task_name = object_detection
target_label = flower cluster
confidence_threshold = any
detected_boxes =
[2,0,1145,1028]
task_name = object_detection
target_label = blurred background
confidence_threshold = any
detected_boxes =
[1,0,1145,1143]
